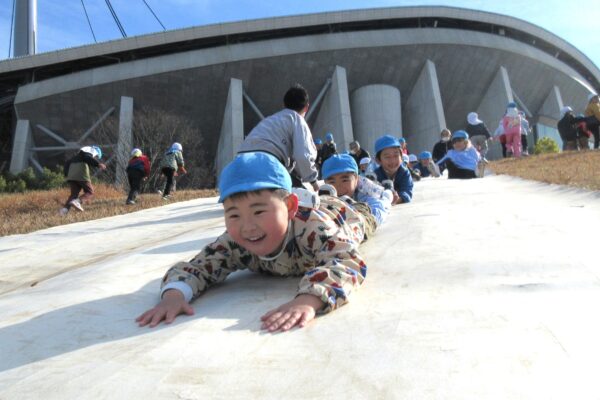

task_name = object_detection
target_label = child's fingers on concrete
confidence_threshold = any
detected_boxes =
[260,308,280,321]
[297,312,312,328]
[268,311,299,332]
[136,309,157,326]
[149,309,168,327]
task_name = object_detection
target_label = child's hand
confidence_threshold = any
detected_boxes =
[260,294,324,332]
[136,289,194,328]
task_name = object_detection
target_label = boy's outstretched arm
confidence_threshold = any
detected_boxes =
[136,289,194,328]
[260,294,325,332]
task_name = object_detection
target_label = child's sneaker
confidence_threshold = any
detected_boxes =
[69,198,84,212]
[162,195,170,201]
[59,207,69,216]
[156,189,163,196]
[126,200,135,205]
[318,184,337,197]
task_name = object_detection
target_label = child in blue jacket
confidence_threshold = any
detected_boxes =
[436,130,481,179]
[373,135,413,205]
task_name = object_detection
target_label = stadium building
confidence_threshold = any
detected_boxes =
[1,5,598,182]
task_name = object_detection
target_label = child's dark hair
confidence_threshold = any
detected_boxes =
[227,188,290,202]
[283,84,309,112]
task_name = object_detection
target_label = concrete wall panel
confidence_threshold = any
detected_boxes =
[312,66,353,151]
[351,84,401,156]
[403,60,446,155]
[216,78,244,180]
[476,66,513,160]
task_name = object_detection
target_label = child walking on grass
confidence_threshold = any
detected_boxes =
[126,148,151,205]
[159,142,186,200]
[60,146,106,215]
[137,152,375,332]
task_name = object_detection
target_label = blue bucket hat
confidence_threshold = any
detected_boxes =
[321,154,358,180]
[314,138,323,145]
[325,133,334,142]
[398,137,406,144]
[452,130,469,140]
[218,152,292,203]
[418,151,432,160]
[375,134,401,155]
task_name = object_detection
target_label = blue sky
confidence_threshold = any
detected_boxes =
[1,0,599,70]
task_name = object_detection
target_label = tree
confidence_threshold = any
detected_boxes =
[95,107,214,191]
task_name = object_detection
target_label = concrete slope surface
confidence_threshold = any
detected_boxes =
[1,175,599,400]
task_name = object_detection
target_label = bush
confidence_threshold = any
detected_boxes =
[534,137,560,155]
[38,167,65,190]
[6,178,26,193]
[0,166,65,193]
[17,167,39,189]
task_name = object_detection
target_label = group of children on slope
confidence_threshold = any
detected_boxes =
[557,93,600,151]
[136,84,491,332]
[60,142,187,215]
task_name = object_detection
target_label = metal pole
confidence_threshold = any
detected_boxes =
[13,0,37,57]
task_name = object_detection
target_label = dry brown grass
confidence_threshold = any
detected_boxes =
[489,150,600,191]
[0,184,218,237]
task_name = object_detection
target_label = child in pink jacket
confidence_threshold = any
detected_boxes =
[502,102,522,158]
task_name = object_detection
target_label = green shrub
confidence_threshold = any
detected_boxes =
[17,167,39,190]
[0,175,6,192]
[534,137,560,155]
[6,178,27,193]
[38,167,65,190]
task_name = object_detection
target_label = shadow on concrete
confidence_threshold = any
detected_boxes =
[0,271,299,373]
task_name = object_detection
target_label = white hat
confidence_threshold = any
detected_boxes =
[408,154,418,163]
[359,157,371,165]
[588,93,598,102]
[467,112,483,125]
[402,154,409,163]
[560,106,573,118]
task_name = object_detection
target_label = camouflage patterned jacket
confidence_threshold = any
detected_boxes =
[160,196,376,314]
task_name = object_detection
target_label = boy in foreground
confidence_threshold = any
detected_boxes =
[137,152,372,332]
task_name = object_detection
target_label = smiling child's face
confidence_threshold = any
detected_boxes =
[325,172,358,197]
[224,190,297,257]
[378,147,402,177]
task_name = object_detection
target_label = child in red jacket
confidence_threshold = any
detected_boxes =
[126,148,151,205]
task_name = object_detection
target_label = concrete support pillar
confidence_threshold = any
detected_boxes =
[403,60,446,155]
[13,0,37,57]
[115,96,133,187]
[538,86,564,120]
[10,119,33,174]
[351,84,402,157]
[312,66,354,151]
[216,78,244,180]
[476,66,514,160]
